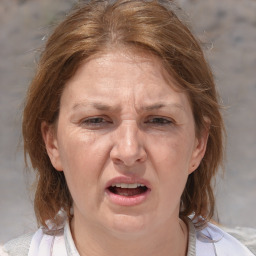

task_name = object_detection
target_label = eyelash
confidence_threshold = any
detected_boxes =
[81,117,111,127]
[146,117,173,126]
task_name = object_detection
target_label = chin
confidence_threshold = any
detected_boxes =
[106,214,148,237]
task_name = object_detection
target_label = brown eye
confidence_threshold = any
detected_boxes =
[81,117,112,128]
[146,117,173,126]
[83,117,105,124]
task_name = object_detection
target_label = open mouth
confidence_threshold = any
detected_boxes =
[108,183,148,197]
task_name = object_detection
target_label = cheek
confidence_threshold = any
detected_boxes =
[57,131,112,210]
[57,130,109,187]
[58,129,106,166]
[147,132,194,200]
[148,137,191,220]
[147,132,194,169]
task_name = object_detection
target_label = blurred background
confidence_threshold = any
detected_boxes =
[0,0,255,243]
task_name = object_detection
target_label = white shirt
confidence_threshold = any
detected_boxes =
[1,218,255,256]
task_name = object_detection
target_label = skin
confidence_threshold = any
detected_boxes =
[42,48,209,256]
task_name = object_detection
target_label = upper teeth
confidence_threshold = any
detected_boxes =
[111,183,144,188]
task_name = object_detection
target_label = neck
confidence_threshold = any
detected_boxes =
[71,216,188,256]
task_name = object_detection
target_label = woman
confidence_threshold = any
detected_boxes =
[1,0,255,255]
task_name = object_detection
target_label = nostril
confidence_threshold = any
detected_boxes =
[112,158,124,165]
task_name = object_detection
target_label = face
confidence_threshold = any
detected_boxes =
[43,49,208,237]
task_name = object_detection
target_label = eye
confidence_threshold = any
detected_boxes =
[83,117,105,124]
[146,117,173,126]
[81,117,112,128]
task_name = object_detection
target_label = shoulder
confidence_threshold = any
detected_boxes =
[222,225,256,255]
[0,227,67,256]
[196,222,256,256]
[1,233,33,256]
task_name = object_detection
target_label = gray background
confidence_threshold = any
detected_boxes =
[0,0,255,243]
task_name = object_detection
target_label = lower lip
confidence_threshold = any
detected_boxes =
[105,189,151,206]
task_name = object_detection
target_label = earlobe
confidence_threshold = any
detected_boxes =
[41,121,63,171]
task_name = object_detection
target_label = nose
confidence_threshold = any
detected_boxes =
[110,121,147,167]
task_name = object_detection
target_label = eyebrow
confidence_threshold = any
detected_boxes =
[72,101,185,112]
[142,103,185,112]
[72,102,120,111]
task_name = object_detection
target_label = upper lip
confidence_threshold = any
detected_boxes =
[105,176,151,189]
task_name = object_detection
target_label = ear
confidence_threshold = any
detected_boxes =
[188,118,210,174]
[41,121,63,171]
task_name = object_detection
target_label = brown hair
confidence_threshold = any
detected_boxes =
[23,0,225,228]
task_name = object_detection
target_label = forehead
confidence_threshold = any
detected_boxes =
[62,49,191,112]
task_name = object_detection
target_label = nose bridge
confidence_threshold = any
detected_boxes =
[111,120,146,166]
[118,120,139,151]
